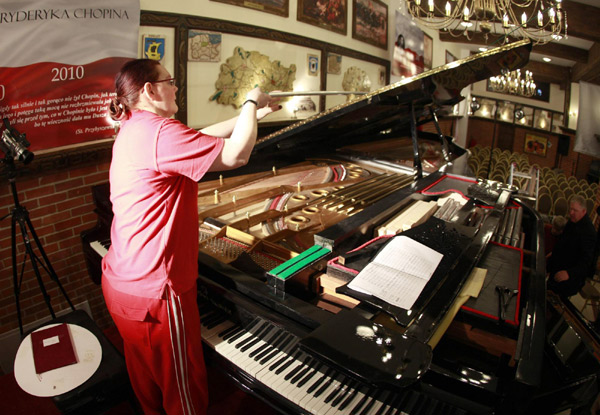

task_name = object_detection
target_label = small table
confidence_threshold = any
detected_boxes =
[12,310,134,415]
[14,323,102,397]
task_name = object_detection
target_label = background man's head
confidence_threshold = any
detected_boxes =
[568,195,587,223]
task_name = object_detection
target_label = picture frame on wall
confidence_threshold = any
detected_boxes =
[423,33,432,70]
[524,133,548,157]
[210,0,289,17]
[142,35,166,61]
[297,0,347,35]
[352,0,388,49]
[327,53,342,74]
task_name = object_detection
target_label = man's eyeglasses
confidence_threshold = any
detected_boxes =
[151,78,176,86]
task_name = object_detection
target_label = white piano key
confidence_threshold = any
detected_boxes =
[90,240,108,257]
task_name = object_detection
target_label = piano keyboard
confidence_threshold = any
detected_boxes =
[90,238,110,258]
[199,304,467,415]
[91,239,467,414]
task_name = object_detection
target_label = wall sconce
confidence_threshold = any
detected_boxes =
[514,107,525,120]
[470,97,480,113]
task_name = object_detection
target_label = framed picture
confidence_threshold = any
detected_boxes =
[327,53,342,74]
[188,31,221,62]
[423,33,433,70]
[308,54,319,76]
[210,0,289,17]
[445,50,456,64]
[352,0,388,49]
[524,133,548,157]
[142,35,166,61]
[297,0,347,35]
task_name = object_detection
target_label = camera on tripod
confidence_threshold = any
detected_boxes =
[1,118,34,165]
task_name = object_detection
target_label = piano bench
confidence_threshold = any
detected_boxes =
[34,310,138,415]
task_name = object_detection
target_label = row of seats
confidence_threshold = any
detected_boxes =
[467,145,598,222]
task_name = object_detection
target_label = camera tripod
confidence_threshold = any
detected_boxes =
[1,156,74,335]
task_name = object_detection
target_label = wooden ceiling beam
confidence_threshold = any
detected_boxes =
[572,41,600,84]
[521,60,570,88]
[563,1,600,43]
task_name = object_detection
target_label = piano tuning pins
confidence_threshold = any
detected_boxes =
[214,190,219,204]
[272,166,277,176]
[219,175,223,185]
[297,181,302,192]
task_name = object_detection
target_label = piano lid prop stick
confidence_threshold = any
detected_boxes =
[269,91,368,97]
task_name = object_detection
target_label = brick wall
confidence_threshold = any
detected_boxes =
[0,160,111,335]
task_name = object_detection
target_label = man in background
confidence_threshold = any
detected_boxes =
[547,195,597,298]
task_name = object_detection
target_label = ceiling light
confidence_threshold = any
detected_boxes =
[543,57,551,62]
[405,0,567,45]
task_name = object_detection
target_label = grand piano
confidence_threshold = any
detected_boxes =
[81,40,600,414]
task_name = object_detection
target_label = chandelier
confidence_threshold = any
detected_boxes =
[489,68,536,97]
[404,0,567,45]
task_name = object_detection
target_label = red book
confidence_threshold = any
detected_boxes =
[30,323,78,374]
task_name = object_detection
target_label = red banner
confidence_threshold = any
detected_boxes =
[0,1,139,152]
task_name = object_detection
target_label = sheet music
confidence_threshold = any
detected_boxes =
[348,235,443,309]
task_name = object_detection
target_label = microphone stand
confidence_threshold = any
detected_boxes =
[1,156,75,335]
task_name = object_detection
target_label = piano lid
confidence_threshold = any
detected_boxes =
[255,40,531,155]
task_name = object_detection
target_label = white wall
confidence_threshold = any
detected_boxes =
[141,0,390,61]
[140,0,577,139]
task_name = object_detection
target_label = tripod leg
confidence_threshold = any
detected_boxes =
[11,216,24,335]
[24,214,75,310]
[15,214,56,321]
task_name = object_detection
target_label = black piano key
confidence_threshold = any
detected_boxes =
[221,325,244,341]
[251,329,284,359]
[205,314,228,330]
[324,375,347,404]
[219,325,241,340]
[226,328,248,344]
[307,367,333,395]
[296,362,322,388]
[349,391,369,415]
[290,358,316,385]
[263,347,288,368]
[235,322,267,349]
[285,355,311,382]
[331,379,357,408]
[313,375,335,399]
[202,312,224,327]
[374,391,391,415]
[276,350,302,376]
[338,382,361,411]
[274,356,296,376]
[381,391,403,415]
[268,344,298,371]
[241,325,276,353]
[257,345,280,364]
[248,342,270,358]
[260,334,297,365]
[355,388,381,415]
